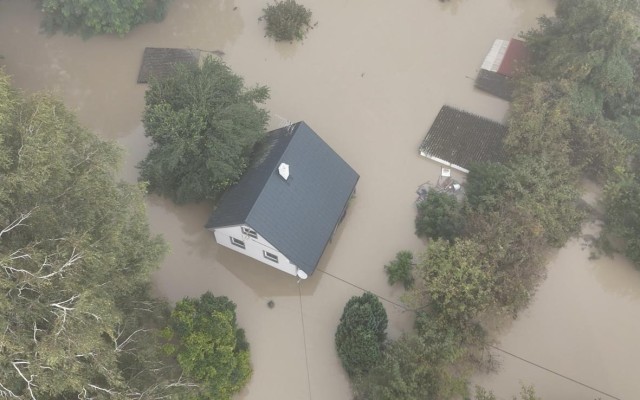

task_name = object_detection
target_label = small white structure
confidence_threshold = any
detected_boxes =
[206,122,359,279]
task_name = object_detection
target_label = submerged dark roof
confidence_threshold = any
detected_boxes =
[475,69,513,101]
[206,122,359,275]
[137,47,200,84]
[419,105,507,170]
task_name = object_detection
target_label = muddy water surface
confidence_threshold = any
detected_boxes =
[475,221,640,400]
[5,1,634,399]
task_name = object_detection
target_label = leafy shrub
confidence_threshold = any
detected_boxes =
[352,334,468,400]
[384,250,414,289]
[165,292,252,400]
[335,293,388,377]
[39,0,172,37]
[415,191,464,242]
[261,0,313,42]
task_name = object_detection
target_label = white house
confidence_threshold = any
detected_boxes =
[205,121,359,279]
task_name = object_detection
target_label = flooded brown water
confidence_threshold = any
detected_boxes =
[5,0,636,399]
[474,220,640,400]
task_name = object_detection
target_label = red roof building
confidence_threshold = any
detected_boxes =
[476,38,529,100]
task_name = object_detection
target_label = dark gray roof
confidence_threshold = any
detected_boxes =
[206,122,359,275]
[475,69,513,101]
[137,48,200,84]
[419,105,507,170]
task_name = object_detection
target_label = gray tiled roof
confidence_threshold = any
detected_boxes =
[475,69,513,101]
[419,105,507,170]
[137,47,200,84]
[206,122,359,275]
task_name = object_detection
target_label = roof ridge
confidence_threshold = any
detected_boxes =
[244,121,301,228]
[442,104,505,127]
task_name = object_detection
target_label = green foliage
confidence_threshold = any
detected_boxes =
[166,291,252,400]
[0,71,183,398]
[384,250,415,289]
[353,334,468,400]
[335,292,388,378]
[465,158,584,247]
[465,206,546,315]
[524,0,640,103]
[602,168,640,266]
[261,0,313,42]
[139,56,270,203]
[410,240,494,328]
[507,78,631,179]
[474,384,541,400]
[39,0,172,37]
[415,191,465,242]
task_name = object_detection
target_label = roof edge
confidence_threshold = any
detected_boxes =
[299,175,360,275]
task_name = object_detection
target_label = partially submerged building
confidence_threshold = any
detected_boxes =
[419,105,507,173]
[475,38,529,101]
[137,47,200,83]
[206,122,359,280]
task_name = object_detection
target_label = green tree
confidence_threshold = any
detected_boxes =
[465,206,546,315]
[409,240,494,328]
[335,292,388,378]
[474,384,541,400]
[0,71,183,398]
[384,250,415,289]
[353,334,467,400]
[415,191,464,242]
[507,78,630,179]
[39,0,172,37]
[261,0,313,42]
[164,292,251,400]
[523,0,640,104]
[139,56,270,203]
[465,158,583,247]
[602,168,640,266]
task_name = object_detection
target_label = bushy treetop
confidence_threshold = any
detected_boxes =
[139,56,270,204]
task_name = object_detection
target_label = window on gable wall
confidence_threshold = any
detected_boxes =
[263,250,278,263]
[230,237,245,249]
[241,227,258,239]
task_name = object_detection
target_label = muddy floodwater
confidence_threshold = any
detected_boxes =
[474,220,640,400]
[2,0,638,399]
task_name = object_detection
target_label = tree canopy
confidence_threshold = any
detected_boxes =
[0,70,187,398]
[39,0,172,37]
[415,191,464,242]
[261,0,313,42]
[352,333,467,400]
[163,292,252,400]
[602,168,640,266]
[384,250,415,289]
[335,292,388,378]
[139,56,270,204]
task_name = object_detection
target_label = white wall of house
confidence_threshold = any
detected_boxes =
[210,225,300,278]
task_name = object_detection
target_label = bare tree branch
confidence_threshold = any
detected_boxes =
[87,384,118,396]
[50,294,80,335]
[114,328,149,352]
[0,381,18,398]
[40,248,82,279]
[0,210,33,238]
[11,361,36,400]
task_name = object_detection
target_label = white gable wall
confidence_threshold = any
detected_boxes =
[211,225,300,278]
